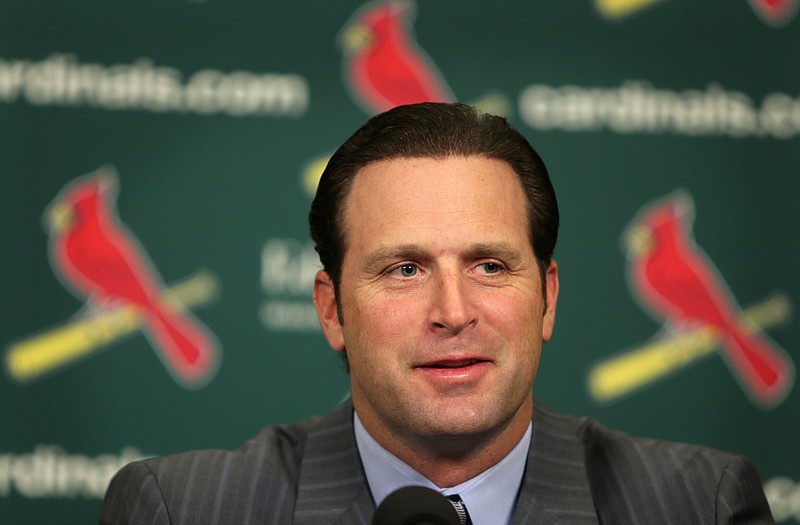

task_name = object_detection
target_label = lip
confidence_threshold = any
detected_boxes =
[414,358,492,381]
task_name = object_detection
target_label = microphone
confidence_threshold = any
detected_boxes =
[372,486,461,525]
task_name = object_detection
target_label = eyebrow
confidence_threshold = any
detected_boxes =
[463,242,526,264]
[361,244,430,272]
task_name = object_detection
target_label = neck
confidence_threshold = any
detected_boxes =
[357,396,533,488]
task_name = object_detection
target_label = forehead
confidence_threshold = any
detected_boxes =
[341,156,530,253]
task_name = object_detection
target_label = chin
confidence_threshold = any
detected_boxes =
[415,411,498,439]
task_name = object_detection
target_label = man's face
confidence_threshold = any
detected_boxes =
[314,156,558,450]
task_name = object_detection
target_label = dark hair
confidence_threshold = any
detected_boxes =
[309,102,559,300]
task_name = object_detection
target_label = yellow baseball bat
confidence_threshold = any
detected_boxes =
[594,0,666,19]
[587,293,792,403]
[4,271,219,383]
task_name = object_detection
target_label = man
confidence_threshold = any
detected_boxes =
[101,102,773,524]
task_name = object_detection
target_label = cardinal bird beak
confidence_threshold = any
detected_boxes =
[625,223,654,256]
[45,201,76,234]
[302,153,331,197]
[341,23,374,54]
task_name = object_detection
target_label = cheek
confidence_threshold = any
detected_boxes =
[346,294,419,348]
[479,289,542,330]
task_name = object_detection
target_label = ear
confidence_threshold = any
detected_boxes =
[541,260,559,342]
[313,270,346,351]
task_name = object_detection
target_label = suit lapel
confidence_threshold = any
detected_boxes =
[512,401,599,524]
[293,401,374,525]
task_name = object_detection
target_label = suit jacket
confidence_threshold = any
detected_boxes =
[100,400,773,524]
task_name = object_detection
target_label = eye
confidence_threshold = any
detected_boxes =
[479,262,502,274]
[396,264,418,277]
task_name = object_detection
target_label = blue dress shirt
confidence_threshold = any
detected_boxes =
[354,412,532,525]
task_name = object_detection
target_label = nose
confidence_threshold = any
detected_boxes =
[429,271,477,334]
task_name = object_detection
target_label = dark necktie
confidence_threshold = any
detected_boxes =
[447,494,472,525]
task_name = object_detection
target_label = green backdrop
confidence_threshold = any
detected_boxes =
[2,1,799,523]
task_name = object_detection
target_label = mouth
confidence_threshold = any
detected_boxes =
[415,358,491,385]
[416,357,493,376]
[422,359,486,369]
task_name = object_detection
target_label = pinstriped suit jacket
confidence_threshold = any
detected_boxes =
[100,400,773,524]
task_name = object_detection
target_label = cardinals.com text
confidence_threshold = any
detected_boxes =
[0,53,309,117]
[520,80,800,139]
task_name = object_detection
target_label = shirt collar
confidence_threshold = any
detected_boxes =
[354,412,532,525]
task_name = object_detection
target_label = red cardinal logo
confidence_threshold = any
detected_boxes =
[44,167,219,387]
[339,0,454,114]
[300,0,510,197]
[623,191,794,407]
[748,0,799,26]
